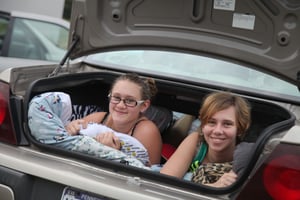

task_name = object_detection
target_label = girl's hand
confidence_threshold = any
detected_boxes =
[65,119,86,136]
[95,132,121,150]
[209,170,238,188]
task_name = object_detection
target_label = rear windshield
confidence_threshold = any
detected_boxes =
[86,50,300,101]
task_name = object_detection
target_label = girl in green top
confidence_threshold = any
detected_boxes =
[160,91,251,187]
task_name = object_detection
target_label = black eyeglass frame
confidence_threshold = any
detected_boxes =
[107,93,144,107]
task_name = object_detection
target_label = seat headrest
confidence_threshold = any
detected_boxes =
[144,105,173,133]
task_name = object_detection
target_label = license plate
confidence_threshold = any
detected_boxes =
[61,187,111,200]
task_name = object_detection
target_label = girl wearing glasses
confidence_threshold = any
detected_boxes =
[66,73,162,166]
[28,91,149,169]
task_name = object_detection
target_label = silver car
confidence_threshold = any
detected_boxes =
[0,10,69,61]
[0,0,299,200]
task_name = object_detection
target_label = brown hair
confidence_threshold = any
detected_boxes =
[198,91,251,141]
[110,73,157,100]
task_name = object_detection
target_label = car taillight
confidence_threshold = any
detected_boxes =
[264,154,300,200]
[0,82,17,144]
[0,93,5,124]
[236,143,300,200]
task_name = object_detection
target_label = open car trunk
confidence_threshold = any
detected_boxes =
[22,69,295,196]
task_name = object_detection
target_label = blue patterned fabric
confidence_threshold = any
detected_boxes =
[28,92,149,169]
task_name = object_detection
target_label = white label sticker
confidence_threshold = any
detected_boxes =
[232,13,255,30]
[214,0,236,11]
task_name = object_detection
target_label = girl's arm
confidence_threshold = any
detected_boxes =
[82,112,107,124]
[133,120,162,165]
[65,112,106,135]
[206,170,237,187]
[160,132,200,178]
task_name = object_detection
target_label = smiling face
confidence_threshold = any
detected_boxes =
[109,80,148,127]
[202,106,238,154]
[199,92,251,145]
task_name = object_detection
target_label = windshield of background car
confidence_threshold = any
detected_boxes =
[86,50,300,101]
[8,17,68,62]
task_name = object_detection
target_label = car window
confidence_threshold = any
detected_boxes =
[26,19,68,50]
[8,18,68,62]
[0,17,9,55]
[86,50,300,100]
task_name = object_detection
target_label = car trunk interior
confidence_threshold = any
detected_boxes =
[23,70,295,194]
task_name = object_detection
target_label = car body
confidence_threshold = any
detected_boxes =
[0,0,300,199]
[0,10,69,62]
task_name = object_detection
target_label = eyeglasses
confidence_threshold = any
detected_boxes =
[108,94,144,107]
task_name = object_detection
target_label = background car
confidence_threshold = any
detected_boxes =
[0,10,69,62]
[0,0,300,200]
